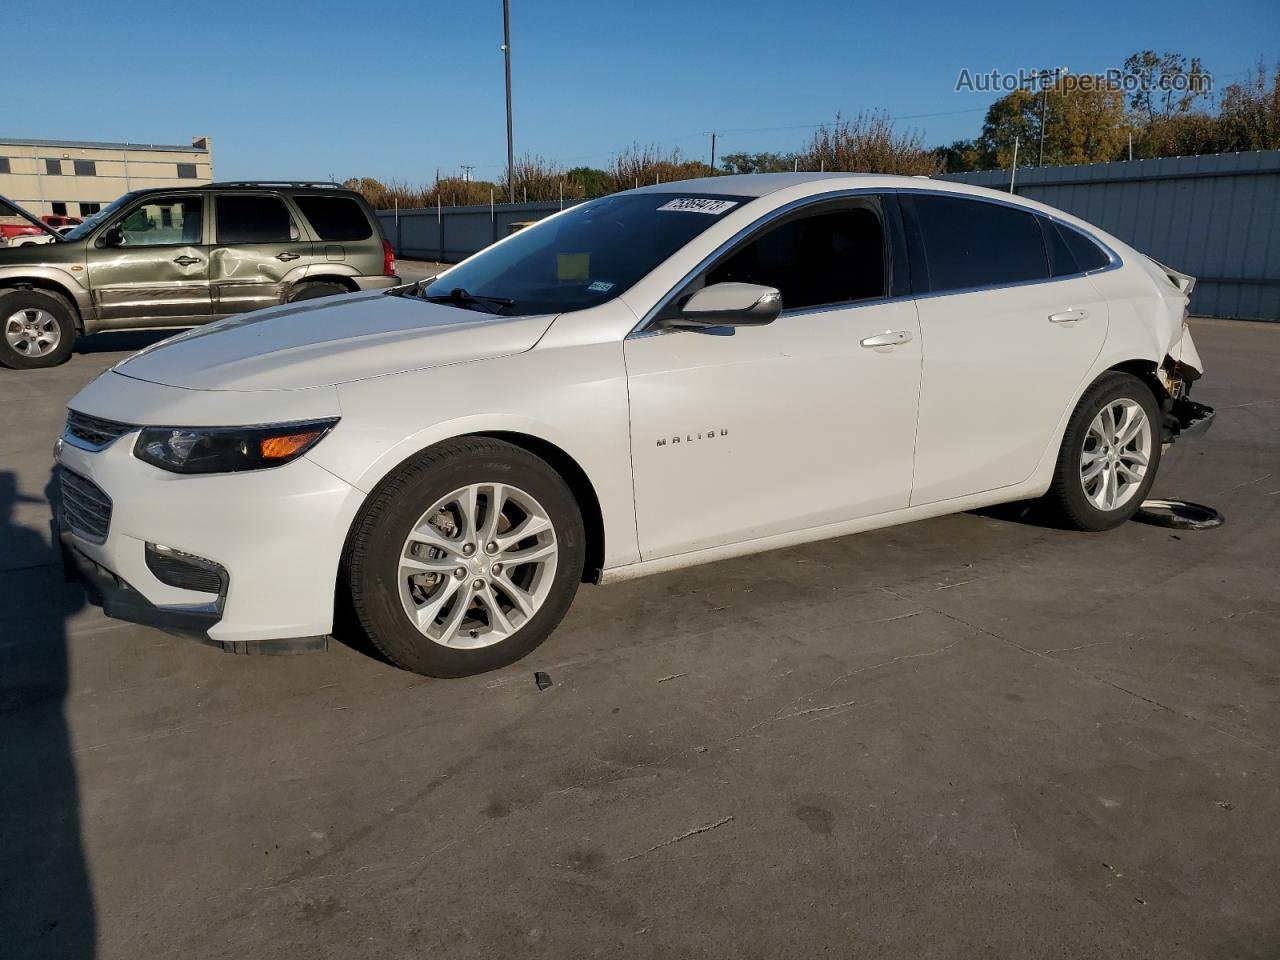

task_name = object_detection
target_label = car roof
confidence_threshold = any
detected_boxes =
[627,172,938,197]
[121,182,365,199]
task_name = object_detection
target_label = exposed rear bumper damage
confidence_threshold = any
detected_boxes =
[1157,319,1214,442]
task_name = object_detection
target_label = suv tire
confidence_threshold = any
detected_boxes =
[342,437,585,678]
[0,289,77,369]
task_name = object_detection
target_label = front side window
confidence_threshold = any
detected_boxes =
[215,195,296,244]
[907,194,1048,293]
[117,197,204,246]
[704,203,886,309]
[293,194,373,241]
[421,192,753,315]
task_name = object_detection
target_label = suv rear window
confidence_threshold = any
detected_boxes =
[293,195,373,242]
[216,195,295,244]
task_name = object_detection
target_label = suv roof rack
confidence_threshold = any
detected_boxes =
[206,180,345,189]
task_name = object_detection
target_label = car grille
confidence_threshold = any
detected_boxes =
[65,409,134,450]
[60,468,113,544]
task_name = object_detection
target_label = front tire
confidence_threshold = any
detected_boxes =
[1043,371,1163,531]
[0,289,77,369]
[342,437,585,677]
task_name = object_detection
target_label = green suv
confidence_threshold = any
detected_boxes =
[0,181,398,368]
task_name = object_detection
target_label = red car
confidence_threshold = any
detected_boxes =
[41,214,83,229]
[0,196,59,246]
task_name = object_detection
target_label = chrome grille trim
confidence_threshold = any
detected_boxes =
[60,468,113,544]
[64,409,135,451]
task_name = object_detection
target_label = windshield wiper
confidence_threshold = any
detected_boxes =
[420,287,515,315]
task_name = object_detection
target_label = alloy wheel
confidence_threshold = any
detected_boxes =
[1080,397,1152,511]
[397,482,558,649]
[4,308,61,357]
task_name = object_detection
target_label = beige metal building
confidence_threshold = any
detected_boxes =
[0,136,213,219]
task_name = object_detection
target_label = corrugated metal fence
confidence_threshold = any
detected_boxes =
[380,199,580,265]
[378,149,1280,320]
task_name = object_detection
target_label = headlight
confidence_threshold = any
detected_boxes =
[134,418,339,474]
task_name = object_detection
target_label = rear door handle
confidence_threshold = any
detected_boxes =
[860,330,913,348]
[1049,309,1089,324]
[276,252,301,262]
[172,255,201,266]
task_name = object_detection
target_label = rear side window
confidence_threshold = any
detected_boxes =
[215,195,296,244]
[907,194,1048,293]
[1054,221,1111,272]
[293,195,373,241]
[706,204,886,309]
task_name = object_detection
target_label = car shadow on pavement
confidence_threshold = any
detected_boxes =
[75,329,179,356]
[0,470,96,959]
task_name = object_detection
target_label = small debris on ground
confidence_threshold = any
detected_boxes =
[657,673,686,683]
[534,671,553,691]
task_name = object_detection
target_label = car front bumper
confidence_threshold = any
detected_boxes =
[55,427,366,651]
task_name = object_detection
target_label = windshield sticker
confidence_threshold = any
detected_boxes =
[657,198,739,215]
[557,252,590,281]
[587,280,614,293]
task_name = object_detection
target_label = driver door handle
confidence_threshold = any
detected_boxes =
[860,330,913,348]
[1049,308,1089,324]
[172,255,201,266]
[276,252,301,262]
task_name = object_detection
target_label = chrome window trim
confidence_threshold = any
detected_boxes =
[627,186,1122,338]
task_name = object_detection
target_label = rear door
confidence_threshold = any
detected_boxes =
[901,192,1109,505]
[209,193,313,316]
[86,193,211,324]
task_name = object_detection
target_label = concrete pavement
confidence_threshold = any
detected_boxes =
[1,316,1277,959]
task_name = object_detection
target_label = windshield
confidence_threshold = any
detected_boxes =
[421,192,752,315]
[61,192,140,242]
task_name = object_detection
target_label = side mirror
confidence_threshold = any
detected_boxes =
[676,282,782,328]
[96,225,124,249]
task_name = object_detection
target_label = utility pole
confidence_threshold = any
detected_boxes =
[1038,71,1049,166]
[460,165,475,183]
[1010,136,1019,193]
[502,0,515,204]
[707,131,717,172]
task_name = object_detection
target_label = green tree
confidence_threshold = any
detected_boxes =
[719,151,800,174]
[565,166,614,198]
[1123,50,1211,126]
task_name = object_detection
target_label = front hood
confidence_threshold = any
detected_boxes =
[115,292,557,391]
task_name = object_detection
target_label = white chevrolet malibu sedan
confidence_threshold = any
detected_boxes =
[56,174,1214,677]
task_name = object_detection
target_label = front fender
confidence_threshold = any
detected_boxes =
[0,263,95,322]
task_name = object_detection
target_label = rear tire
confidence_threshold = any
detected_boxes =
[342,437,585,678]
[287,281,348,303]
[1043,371,1163,531]
[0,289,77,369]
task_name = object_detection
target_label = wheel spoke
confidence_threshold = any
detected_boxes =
[1099,404,1116,444]
[1120,448,1148,468]
[434,586,472,645]
[407,524,461,558]
[400,553,460,574]
[414,576,463,630]
[479,483,506,544]
[456,486,481,543]
[477,585,514,635]
[495,513,552,552]
[494,574,536,618]
[499,540,557,565]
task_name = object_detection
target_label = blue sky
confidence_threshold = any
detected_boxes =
[6,0,1277,183]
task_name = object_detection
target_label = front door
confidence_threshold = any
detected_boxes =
[209,193,313,316]
[86,194,211,324]
[625,197,922,561]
